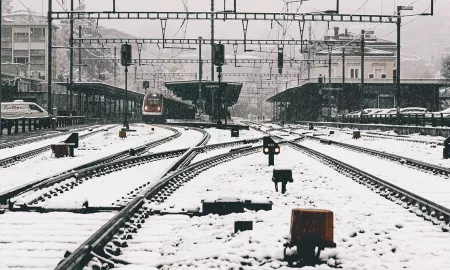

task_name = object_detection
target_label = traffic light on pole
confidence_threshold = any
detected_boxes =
[121,43,132,67]
[213,43,225,66]
[278,47,283,74]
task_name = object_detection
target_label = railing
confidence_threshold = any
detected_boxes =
[327,113,450,127]
[0,116,86,135]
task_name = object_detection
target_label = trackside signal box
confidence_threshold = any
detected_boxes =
[263,136,280,166]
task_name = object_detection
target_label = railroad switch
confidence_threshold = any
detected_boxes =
[272,168,293,194]
[283,209,336,266]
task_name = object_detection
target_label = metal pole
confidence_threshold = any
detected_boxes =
[396,7,401,117]
[198,36,203,115]
[211,0,215,81]
[0,0,2,135]
[78,25,82,82]
[328,47,332,84]
[47,0,53,114]
[124,66,129,129]
[360,29,365,119]
[69,0,74,116]
[114,47,117,86]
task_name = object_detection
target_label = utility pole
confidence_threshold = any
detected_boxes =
[211,0,215,81]
[0,0,2,134]
[69,0,74,116]
[114,47,117,86]
[342,47,345,88]
[198,36,203,115]
[360,29,365,120]
[328,46,332,84]
[396,6,402,118]
[47,0,53,116]
[78,25,82,82]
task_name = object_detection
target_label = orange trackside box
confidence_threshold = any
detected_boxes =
[290,209,334,243]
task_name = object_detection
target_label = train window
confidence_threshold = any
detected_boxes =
[147,98,160,105]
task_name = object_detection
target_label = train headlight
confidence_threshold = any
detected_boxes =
[144,106,149,111]
[275,147,280,153]
[264,148,269,153]
[157,107,161,111]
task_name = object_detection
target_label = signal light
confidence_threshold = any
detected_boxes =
[121,43,132,67]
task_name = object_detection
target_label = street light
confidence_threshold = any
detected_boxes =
[396,5,413,120]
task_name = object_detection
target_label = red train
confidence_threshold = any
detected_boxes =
[142,93,195,123]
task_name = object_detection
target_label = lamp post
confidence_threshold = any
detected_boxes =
[396,5,413,120]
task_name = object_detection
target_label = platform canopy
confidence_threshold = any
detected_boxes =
[165,80,243,106]
[57,82,144,101]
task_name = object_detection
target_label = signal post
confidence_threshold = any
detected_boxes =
[263,136,280,166]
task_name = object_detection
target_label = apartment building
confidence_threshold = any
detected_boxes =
[1,10,57,81]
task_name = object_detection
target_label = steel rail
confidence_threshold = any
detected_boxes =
[288,141,450,231]
[54,140,266,269]
[305,135,450,176]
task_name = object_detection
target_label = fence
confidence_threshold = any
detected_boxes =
[0,116,86,135]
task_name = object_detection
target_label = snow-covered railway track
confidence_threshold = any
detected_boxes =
[289,141,450,231]
[0,126,110,168]
[10,137,259,212]
[307,135,450,177]
[0,126,181,204]
[59,144,450,269]
[54,142,267,269]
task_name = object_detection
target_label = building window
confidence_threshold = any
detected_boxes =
[350,68,359,79]
[31,28,45,36]
[14,57,29,64]
[30,28,45,42]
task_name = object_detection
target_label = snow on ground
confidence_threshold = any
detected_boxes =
[0,126,104,160]
[42,158,178,208]
[115,148,450,269]
[309,131,450,167]
[301,140,450,209]
[149,128,204,153]
[0,124,173,194]
[0,211,114,269]
[205,128,263,145]
[268,129,301,141]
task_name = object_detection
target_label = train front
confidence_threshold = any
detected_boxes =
[142,93,165,123]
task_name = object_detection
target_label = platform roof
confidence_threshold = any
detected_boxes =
[57,82,144,100]
[165,80,243,106]
[267,78,446,103]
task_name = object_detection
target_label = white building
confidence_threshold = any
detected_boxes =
[310,28,397,80]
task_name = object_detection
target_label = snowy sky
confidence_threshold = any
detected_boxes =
[12,0,436,41]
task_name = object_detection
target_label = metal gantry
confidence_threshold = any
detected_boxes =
[50,11,399,23]
[87,58,335,65]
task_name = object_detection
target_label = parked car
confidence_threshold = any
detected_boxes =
[0,100,49,119]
